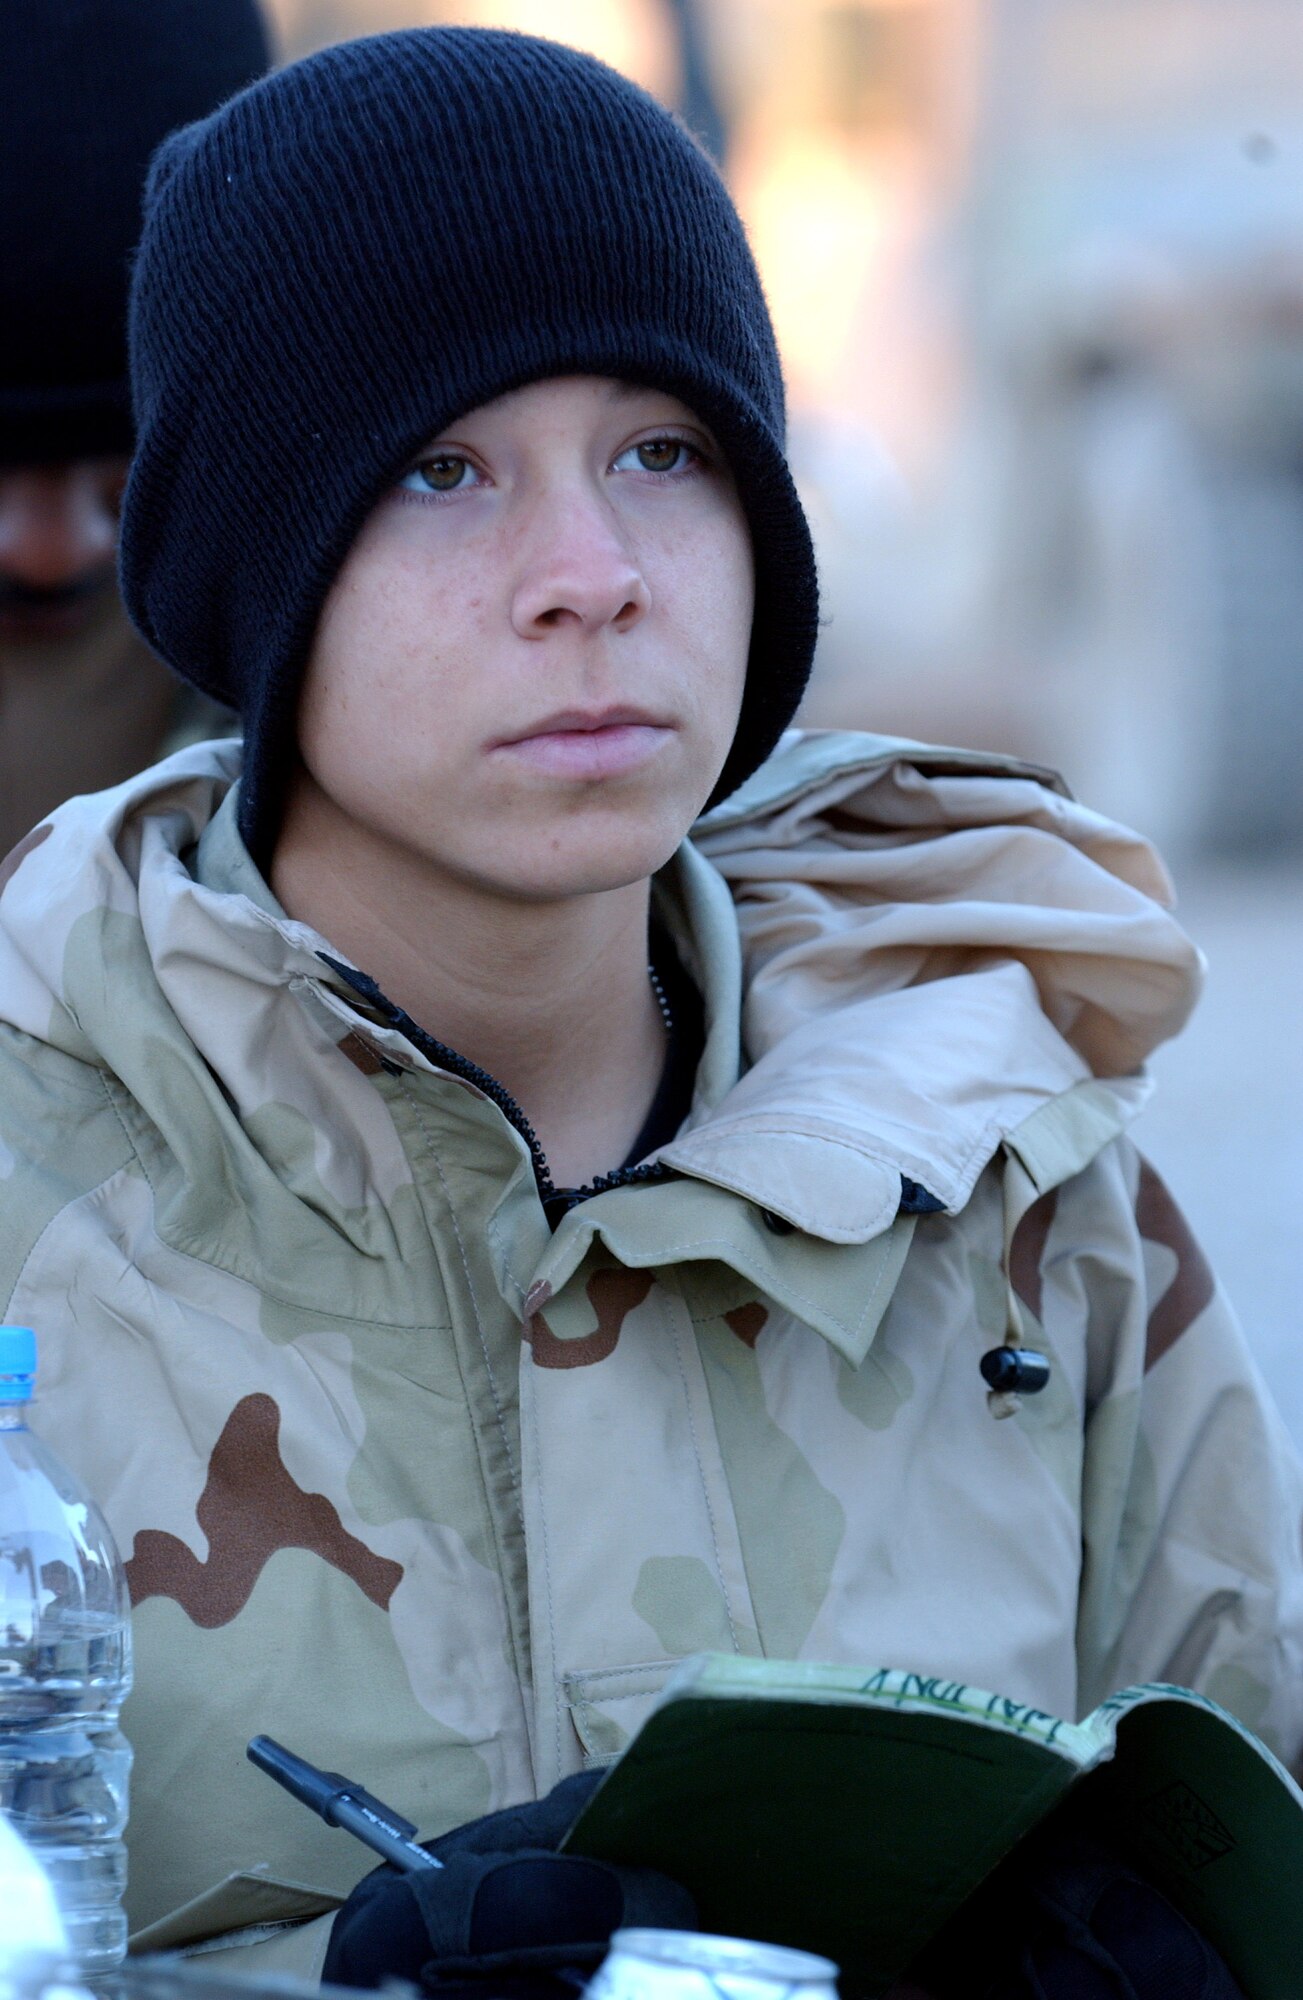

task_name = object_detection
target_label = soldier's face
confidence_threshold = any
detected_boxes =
[0,459,127,644]
[295,375,753,900]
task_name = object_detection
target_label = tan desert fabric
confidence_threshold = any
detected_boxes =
[1,729,1300,1977]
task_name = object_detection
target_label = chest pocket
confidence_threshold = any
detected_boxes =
[562,1661,679,1765]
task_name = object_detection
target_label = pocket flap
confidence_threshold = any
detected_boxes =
[564,1661,678,1765]
[128,1863,343,1953]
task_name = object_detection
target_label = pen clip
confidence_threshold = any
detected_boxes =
[321,1775,417,1840]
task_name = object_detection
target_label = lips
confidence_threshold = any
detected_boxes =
[490,706,674,781]
[494,704,668,744]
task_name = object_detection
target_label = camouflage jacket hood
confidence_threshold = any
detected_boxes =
[2,730,1301,1967]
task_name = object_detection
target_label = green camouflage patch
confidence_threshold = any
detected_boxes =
[633,1554,759,1657]
[697,1318,844,1657]
[835,1342,915,1430]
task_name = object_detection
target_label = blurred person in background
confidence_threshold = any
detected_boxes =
[0,0,270,856]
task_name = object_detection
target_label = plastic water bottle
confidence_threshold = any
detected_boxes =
[0,1327,132,1971]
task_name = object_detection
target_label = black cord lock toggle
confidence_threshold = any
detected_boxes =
[980,1347,1051,1395]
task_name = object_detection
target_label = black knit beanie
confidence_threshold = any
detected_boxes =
[0,0,270,465]
[121,28,819,866]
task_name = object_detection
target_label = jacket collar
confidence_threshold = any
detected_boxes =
[0,733,1201,1343]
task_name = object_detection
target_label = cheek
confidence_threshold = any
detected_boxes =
[721,524,756,679]
[661,510,753,720]
[308,520,492,707]
[298,544,471,794]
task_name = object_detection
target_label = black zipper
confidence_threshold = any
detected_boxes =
[318,953,671,1226]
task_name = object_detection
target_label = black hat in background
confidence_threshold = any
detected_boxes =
[0,0,271,465]
[120,28,820,865]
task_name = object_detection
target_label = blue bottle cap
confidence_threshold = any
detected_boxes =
[0,1326,36,1403]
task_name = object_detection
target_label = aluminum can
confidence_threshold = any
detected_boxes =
[584,1928,840,2000]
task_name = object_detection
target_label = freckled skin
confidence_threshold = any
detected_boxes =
[292,375,753,905]
[271,376,755,1186]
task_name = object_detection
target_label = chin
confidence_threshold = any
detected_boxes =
[500,851,677,903]
[476,812,690,903]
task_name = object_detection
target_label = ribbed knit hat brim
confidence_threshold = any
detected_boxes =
[121,28,818,861]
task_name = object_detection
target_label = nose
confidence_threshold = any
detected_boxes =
[0,464,123,590]
[509,488,651,641]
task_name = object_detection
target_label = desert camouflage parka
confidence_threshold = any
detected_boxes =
[1,729,1300,1971]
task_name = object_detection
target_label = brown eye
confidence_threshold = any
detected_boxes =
[414,454,469,492]
[635,438,686,472]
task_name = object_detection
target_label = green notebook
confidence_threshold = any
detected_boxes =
[563,1655,1303,1996]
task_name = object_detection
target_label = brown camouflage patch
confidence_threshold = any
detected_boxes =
[337,1031,385,1075]
[1136,1157,1215,1370]
[0,822,52,896]
[724,1303,768,1348]
[1008,1188,1059,1324]
[125,1393,403,1627]
[524,1268,655,1369]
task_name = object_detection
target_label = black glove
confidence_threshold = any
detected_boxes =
[323,1770,698,1999]
[910,1827,1247,2000]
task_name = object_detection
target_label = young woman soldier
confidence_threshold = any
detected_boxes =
[0,27,1296,1997]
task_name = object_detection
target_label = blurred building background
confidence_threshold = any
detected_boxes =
[266,0,1302,1424]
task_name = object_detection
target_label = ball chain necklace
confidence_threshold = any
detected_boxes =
[648,962,674,1037]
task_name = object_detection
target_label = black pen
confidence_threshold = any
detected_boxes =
[247,1734,443,1874]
